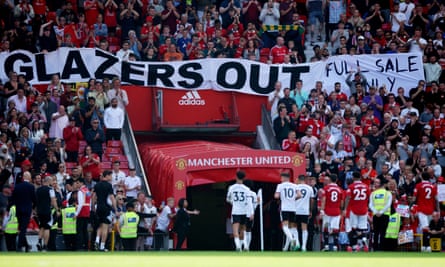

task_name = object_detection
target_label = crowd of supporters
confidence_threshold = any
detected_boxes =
[0,0,444,252]
[1,0,445,62]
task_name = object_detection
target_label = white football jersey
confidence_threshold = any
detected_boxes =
[275,182,299,212]
[246,190,258,217]
[227,183,251,215]
[295,183,315,215]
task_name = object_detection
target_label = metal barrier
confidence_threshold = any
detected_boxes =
[122,113,151,195]
[257,104,280,150]
[111,230,171,251]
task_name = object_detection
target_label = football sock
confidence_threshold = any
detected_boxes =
[283,236,290,251]
[100,242,105,250]
[282,225,293,242]
[234,237,241,250]
[245,231,252,249]
[302,230,308,250]
[290,228,298,241]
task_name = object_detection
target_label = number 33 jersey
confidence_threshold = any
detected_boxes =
[227,183,252,215]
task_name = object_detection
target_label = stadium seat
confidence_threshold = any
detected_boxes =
[65,162,77,170]
[107,140,122,148]
[107,36,120,46]
[102,154,112,162]
[120,161,129,169]
[105,147,121,155]
[100,162,112,169]
[111,154,128,162]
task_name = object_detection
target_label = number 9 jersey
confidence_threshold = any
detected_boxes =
[227,183,252,215]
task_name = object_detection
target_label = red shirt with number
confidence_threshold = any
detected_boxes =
[346,181,370,215]
[414,181,437,215]
[322,183,344,216]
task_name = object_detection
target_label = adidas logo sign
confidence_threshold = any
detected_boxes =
[178,91,206,106]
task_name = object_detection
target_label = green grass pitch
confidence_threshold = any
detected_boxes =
[1,252,444,267]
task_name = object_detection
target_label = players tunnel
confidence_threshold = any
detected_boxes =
[139,141,306,250]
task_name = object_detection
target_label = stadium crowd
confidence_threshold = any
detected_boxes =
[0,0,444,253]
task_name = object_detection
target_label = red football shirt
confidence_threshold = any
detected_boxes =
[282,139,299,152]
[322,183,344,216]
[414,181,437,215]
[346,181,370,215]
[269,45,288,64]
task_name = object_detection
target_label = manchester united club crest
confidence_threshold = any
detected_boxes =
[176,158,187,170]
[292,155,304,167]
[175,180,185,190]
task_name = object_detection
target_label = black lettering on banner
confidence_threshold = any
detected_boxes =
[3,52,33,81]
[376,59,384,72]
[216,62,246,89]
[387,77,396,91]
[325,61,349,76]
[408,56,419,72]
[36,53,59,81]
[354,60,369,73]
[178,63,203,88]
[282,65,310,90]
[121,61,145,85]
[61,50,90,79]
[376,58,413,73]
[250,64,278,94]
[94,49,119,80]
[147,64,174,87]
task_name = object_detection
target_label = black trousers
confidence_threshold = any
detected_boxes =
[76,217,90,250]
[66,151,79,163]
[4,233,17,251]
[154,230,168,250]
[372,214,389,251]
[175,230,188,250]
[16,211,31,250]
[105,129,121,142]
[64,234,77,251]
[121,238,136,251]
[48,229,58,251]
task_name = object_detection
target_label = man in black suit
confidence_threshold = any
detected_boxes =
[11,171,36,252]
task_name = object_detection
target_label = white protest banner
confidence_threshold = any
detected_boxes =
[0,48,424,96]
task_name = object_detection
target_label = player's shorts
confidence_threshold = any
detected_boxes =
[349,211,368,230]
[280,211,296,223]
[417,212,432,230]
[295,214,309,224]
[231,214,247,225]
[97,205,113,224]
[322,215,341,232]
[37,213,53,229]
